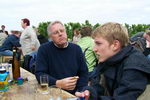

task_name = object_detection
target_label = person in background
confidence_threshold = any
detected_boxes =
[76,22,150,100]
[72,28,81,43]
[35,21,88,94]
[77,26,97,78]
[20,18,40,56]
[143,30,150,59]
[130,32,145,42]
[0,31,21,56]
[0,25,8,35]
[33,27,49,44]
[0,31,8,46]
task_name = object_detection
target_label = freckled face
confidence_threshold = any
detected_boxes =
[93,37,117,62]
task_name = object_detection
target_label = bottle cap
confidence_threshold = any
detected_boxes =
[0,67,6,73]
[17,77,23,85]
[13,49,16,52]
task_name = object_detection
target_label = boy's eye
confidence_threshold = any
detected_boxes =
[95,42,101,46]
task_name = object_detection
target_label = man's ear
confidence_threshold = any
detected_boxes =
[112,40,121,51]
[49,34,52,40]
[25,23,27,26]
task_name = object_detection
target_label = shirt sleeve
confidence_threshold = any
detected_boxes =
[35,45,57,85]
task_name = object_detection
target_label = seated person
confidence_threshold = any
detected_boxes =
[0,31,21,56]
[37,34,49,44]
[72,28,81,43]
[76,22,150,100]
[33,27,49,44]
[130,32,145,42]
[35,21,88,94]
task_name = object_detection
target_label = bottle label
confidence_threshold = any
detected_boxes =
[0,73,9,91]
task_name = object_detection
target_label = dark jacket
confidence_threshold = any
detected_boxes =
[37,34,48,44]
[84,45,150,100]
[0,34,21,51]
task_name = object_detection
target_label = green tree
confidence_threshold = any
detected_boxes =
[93,23,100,30]
[125,24,150,37]
[82,20,92,27]
[37,21,51,37]
[37,20,150,39]
[65,22,81,40]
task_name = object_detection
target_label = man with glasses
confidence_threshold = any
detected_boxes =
[35,21,88,94]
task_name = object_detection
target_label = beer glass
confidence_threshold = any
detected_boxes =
[40,75,49,94]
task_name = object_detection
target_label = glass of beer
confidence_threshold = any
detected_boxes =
[40,75,49,94]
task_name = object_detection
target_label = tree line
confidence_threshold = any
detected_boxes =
[37,20,150,40]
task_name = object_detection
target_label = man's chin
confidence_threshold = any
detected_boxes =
[56,41,67,47]
[61,40,67,44]
[99,58,106,63]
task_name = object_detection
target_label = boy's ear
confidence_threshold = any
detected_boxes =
[112,40,121,51]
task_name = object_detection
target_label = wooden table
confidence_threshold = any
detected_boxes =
[0,68,75,100]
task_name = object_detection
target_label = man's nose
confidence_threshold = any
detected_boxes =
[93,46,97,52]
[58,30,62,35]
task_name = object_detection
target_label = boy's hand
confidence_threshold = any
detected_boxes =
[75,90,90,100]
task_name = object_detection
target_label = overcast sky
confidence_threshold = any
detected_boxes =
[0,0,150,33]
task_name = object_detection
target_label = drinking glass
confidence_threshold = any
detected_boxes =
[40,75,49,94]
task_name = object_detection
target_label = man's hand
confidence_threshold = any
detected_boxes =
[56,76,79,90]
[75,90,90,100]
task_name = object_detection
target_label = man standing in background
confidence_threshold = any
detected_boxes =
[0,25,8,35]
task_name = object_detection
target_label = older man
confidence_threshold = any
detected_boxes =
[35,21,88,94]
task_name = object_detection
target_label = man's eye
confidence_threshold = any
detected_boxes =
[60,29,64,33]
[53,31,59,34]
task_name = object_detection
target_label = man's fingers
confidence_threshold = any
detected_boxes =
[60,77,78,90]
[75,90,90,100]
[71,76,79,80]
[67,86,76,90]
[84,90,90,96]
[84,90,90,100]
[65,83,76,90]
[75,92,83,97]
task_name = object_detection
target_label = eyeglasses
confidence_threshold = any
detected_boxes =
[52,29,65,35]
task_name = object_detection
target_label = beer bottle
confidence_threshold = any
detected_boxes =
[12,48,20,81]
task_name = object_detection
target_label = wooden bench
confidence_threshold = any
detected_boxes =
[0,56,13,63]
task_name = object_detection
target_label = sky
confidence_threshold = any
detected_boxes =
[0,0,150,33]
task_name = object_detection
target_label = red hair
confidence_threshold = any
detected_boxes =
[22,18,30,26]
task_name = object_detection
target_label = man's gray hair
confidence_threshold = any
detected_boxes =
[47,21,64,35]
